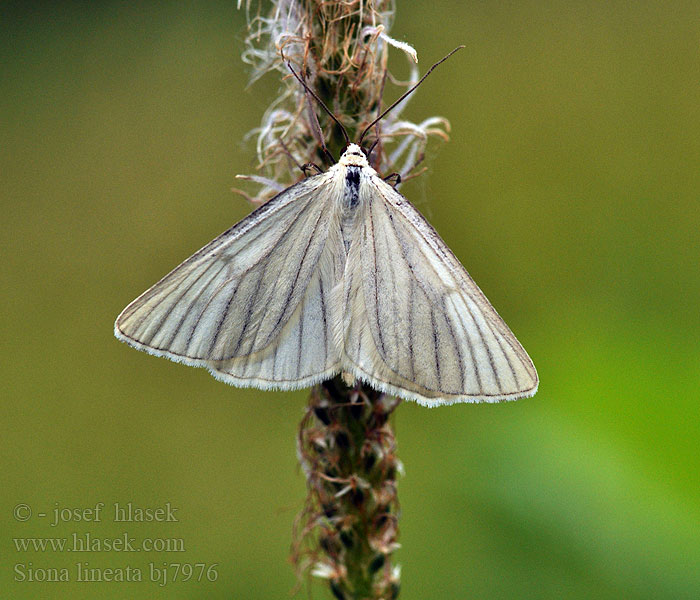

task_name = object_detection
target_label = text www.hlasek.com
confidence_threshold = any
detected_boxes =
[14,532,184,553]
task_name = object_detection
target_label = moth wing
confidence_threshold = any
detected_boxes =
[115,174,343,387]
[208,242,343,389]
[209,208,346,389]
[342,176,538,405]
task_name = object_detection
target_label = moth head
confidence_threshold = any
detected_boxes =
[339,143,369,167]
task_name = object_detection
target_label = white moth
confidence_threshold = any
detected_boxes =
[115,143,538,406]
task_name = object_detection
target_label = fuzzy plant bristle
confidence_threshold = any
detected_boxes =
[237,0,450,204]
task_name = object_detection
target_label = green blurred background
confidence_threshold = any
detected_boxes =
[2,2,699,598]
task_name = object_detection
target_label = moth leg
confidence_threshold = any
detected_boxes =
[383,172,401,188]
[277,137,304,172]
[301,162,324,177]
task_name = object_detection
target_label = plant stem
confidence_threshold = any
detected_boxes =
[295,377,401,599]
[239,2,452,597]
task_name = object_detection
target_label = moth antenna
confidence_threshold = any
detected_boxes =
[366,138,380,162]
[358,45,465,146]
[286,62,351,161]
[305,92,335,166]
[364,66,389,166]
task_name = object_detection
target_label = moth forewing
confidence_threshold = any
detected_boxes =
[115,174,338,372]
[338,157,538,404]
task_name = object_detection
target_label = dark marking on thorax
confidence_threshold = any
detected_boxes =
[340,166,362,255]
[345,166,360,209]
